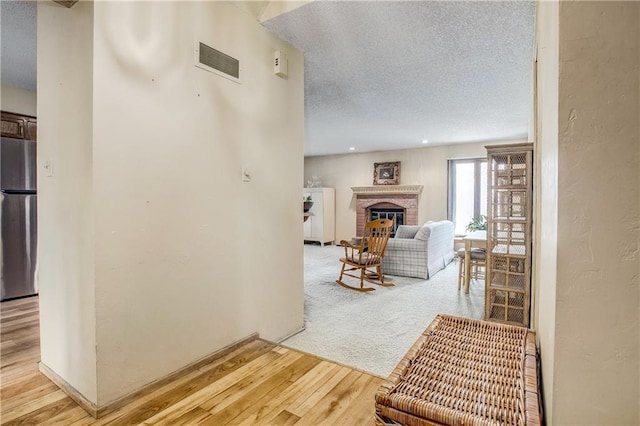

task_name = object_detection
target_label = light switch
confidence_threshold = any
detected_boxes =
[242,167,251,182]
[44,159,54,177]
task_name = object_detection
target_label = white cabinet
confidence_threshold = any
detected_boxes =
[303,187,335,246]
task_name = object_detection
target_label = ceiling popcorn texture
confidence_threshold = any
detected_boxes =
[262,1,535,156]
[1,1,534,157]
[1,0,37,91]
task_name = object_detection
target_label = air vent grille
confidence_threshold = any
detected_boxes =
[198,42,239,79]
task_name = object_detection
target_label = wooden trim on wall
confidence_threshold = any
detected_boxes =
[39,362,99,418]
[40,332,260,419]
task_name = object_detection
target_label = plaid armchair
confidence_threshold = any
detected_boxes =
[382,220,455,279]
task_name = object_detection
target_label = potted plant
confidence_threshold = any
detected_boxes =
[466,215,487,232]
[303,195,314,213]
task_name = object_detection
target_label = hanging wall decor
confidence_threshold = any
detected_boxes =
[373,162,400,185]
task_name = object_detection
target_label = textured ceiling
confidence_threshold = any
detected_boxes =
[262,1,535,157]
[1,0,37,91]
[0,1,535,158]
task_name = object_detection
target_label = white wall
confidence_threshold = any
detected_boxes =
[304,140,521,242]
[1,84,37,116]
[39,0,304,407]
[91,1,304,405]
[37,1,97,403]
[532,1,558,422]
[554,2,639,423]
[536,2,640,424]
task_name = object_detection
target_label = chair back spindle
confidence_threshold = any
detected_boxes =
[336,219,395,291]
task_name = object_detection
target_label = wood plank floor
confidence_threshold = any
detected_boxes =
[1,297,383,425]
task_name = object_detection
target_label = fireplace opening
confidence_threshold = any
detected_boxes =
[370,208,404,236]
[353,186,421,238]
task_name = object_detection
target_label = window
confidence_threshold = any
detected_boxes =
[448,158,487,235]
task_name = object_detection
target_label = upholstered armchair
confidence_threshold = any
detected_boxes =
[381,220,455,279]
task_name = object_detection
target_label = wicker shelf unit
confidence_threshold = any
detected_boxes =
[485,143,533,327]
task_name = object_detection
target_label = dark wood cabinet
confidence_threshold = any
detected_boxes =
[1,111,37,140]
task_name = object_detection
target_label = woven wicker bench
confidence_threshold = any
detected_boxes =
[375,315,541,426]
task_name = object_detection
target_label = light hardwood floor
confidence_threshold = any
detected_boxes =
[1,297,382,425]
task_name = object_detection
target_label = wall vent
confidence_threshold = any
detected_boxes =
[195,41,241,83]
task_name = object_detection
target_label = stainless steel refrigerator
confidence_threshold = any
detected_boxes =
[0,137,37,301]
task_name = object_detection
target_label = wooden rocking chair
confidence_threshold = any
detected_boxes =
[336,218,395,292]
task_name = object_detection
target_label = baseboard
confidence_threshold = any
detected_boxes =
[40,332,259,419]
[275,326,306,343]
[39,362,98,418]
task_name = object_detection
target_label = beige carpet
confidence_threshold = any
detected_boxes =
[281,244,485,378]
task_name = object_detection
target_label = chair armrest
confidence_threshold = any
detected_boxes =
[339,240,360,250]
[339,240,366,263]
[387,238,427,251]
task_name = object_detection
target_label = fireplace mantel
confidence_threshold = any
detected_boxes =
[351,185,423,195]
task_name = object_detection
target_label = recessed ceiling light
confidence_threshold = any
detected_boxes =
[421,139,429,144]
[349,147,356,151]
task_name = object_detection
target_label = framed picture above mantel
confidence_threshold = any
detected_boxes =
[373,161,400,185]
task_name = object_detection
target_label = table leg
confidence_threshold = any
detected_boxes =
[464,240,471,294]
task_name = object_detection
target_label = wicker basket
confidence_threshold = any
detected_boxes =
[375,315,541,426]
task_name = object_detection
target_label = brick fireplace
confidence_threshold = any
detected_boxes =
[352,185,423,237]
